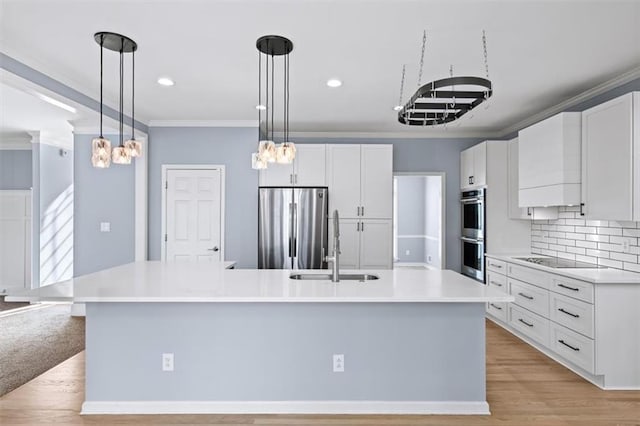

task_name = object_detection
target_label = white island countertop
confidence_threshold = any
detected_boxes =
[486,253,640,284]
[72,261,513,303]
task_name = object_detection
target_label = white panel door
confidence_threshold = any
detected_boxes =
[329,218,360,269]
[294,144,326,186]
[259,163,294,186]
[166,169,222,262]
[582,93,634,220]
[359,219,392,269]
[360,145,393,219]
[327,145,361,218]
[0,191,30,291]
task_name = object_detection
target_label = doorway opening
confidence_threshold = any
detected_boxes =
[393,173,445,270]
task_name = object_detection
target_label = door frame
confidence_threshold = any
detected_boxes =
[160,164,226,262]
[392,172,446,269]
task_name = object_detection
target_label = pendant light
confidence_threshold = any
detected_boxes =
[92,32,139,168]
[91,33,111,168]
[252,35,294,170]
[124,49,142,157]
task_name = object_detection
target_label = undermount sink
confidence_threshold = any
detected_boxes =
[289,273,379,282]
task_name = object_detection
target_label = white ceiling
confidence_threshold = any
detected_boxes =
[1,0,639,137]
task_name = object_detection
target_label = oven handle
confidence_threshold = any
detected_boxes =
[460,198,484,204]
[461,237,484,244]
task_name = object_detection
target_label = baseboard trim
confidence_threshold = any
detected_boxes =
[81,400,490,415]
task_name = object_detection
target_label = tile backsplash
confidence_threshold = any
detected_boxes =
[531,206,640,273]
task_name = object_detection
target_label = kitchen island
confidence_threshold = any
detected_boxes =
[74,261,512,415]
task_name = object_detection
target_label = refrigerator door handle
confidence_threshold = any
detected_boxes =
[292,202,298,259]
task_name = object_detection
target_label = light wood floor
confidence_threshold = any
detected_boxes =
[1,320,639,425]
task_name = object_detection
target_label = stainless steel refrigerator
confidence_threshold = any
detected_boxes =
[258,187,328,269]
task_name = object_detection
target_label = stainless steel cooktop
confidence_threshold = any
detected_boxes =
[514,257,605,269]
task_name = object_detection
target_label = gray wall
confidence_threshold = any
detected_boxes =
[425,176,442,267]
[0,149,32,189]
[294,138,479,271]
[396,176,426,263]
[86,302,486,403]
[37,144,74,285]
[73,134,135,276]
[147,126,259,268]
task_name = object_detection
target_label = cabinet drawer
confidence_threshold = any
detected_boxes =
[552,276,594,303]
[509,305,550,346]
[550,323,595,374]
[486,270,507,290]
[486,258,507,274]
[486,301,508,323]
[508,264,552,290]
[549,293,594,338]
[509,278,550,317]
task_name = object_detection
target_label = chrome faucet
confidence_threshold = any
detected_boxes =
[325,210,340,282]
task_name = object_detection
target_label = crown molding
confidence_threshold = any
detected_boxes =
[148,120,259,128]
[498,65,640,137]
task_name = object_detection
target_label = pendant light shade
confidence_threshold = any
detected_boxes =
[91,137,111,168]
[253,35,294,169]
[276,142,296,164]
[112,146,132,164]
[93,31,139,168]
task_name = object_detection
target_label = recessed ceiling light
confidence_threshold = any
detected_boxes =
[393,105,403,111]
[255,104,266,110]
[326,79,342,88]
[157,77,175,86]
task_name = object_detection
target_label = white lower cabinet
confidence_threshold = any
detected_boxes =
[329,219,392,270]
[485,255,640,389]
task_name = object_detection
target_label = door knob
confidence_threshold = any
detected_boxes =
[208,246,219,252]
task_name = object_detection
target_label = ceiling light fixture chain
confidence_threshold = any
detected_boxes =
[417,30,427,88]
[482,29,490,80]
[397,64,406,109]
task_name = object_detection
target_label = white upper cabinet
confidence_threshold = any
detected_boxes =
[518,112,581,207]
[507,138,559,220]
[360,145,393,219]
[259,144,326,187]
[327,144,393,219]
[327,145,361,217]
[581,92,640,221]
[460,143,487,190]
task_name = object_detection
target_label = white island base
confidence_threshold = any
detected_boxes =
[73,262,512,415]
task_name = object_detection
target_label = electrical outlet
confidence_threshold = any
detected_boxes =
[100,222,111,232]
[333,354,344,373]
[162,353,174,372]
[623,239,631,253]
[405,250,410,256]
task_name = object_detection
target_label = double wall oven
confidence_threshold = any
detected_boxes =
[461,189,485,282]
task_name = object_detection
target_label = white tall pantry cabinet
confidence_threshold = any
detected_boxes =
[327,144,393,269]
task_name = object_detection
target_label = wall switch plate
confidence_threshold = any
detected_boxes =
[100,222,111,232]
[333,354,344,373]
[162,353,174,372]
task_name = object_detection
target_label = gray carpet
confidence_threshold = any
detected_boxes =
[0,303,85,396]
[0,296,29,312]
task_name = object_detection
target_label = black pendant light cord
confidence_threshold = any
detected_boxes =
[286,52,290,143]
[258,49,261,139]
[265,43,269,141]
[271,53,274,142]
[99,35,104,138]
[119,44,124,147]
[131,50,135,140]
